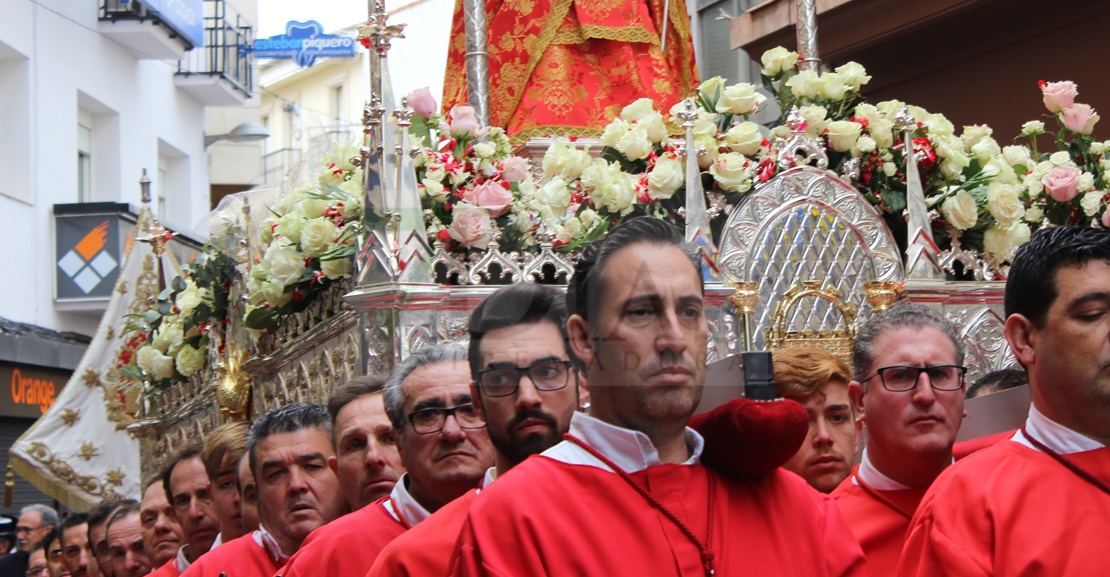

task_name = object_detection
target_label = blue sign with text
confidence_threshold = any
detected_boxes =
[253,21,357,67]
[124,0,204,49]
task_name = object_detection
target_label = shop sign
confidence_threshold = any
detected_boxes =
[253,20,357,67]
[0,363,69,419]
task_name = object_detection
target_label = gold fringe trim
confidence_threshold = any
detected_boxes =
[509,125,606,147]
[10,454,95,512]
[551,24,659,45]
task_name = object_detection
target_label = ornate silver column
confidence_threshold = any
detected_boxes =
[795,0,820,71]
[462,0,491,127]
[897,106,945,279]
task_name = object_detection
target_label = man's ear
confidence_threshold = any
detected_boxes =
[848,381,866,423]
[327,456,338,475]
[1004,313,1037,368]
[567,314,594,367]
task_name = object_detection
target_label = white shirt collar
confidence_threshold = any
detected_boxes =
[382,473,434,526]
[1013,404,1106,454]
[252,525,289,563]
[482,467,497,488]
[210,533,222,549]
[542,412,704,473]
[175,545,192,571]
[854,448,913,491]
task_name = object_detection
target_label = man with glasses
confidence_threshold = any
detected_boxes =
[157,447,220,574]
[0,505,58,577]
[181,403,349,577]
[279,344,493,577]
[57,514,97,577]
[900,226,1110,576]
[370,283,584,576]
[830,302,967,576]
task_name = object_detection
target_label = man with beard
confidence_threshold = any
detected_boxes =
[58,514,97,577]
[86,500,134,577]
[159,447,220,574]
[180,403,348,577]
[140,477,183,575]
[830,302,969,576]
[104,505,151,577]
[370,283,584,576]
[0,505,57,577]
[448,217,866,576]
[899,226,1110,576]
[325,375,405,510]
[279,345,494,577]
[774,347,860,493]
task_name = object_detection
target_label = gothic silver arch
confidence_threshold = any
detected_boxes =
[717,166,905,350]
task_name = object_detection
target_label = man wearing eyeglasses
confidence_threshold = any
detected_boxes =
[829,301,967,576]
[369,283,584,576]
[278,345,493,577]
[24,542,47,577]
[1,505,59,577]
[899,226,1110,577]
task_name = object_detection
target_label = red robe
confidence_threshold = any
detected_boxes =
[178,534,278,577]
[278,498,406,577]
[831,469,927,577]
[898,441,1110,576]
[149,558,181,577]
[448,457,867,576]
[367,490,479,577]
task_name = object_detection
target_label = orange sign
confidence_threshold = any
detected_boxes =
[0,363,68,418]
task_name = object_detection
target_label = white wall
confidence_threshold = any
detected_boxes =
[0,0,217,336]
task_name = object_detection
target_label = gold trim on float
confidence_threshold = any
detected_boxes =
[766,281,857,363]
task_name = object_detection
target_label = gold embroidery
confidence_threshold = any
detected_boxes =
[78,442,99,461]
[24,442,125,501]
[82,369,100,388]
[116,280,128,294]
[60,409,80,426]
[105,469,125,487]
[105,326,115,341]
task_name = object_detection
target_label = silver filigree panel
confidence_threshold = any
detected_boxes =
[717,166,904,350]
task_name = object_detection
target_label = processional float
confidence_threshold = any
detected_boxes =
[8,0,1027,501]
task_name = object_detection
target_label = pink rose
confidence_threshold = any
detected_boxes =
[501,156,530,182]
[1041,80,1077,113]
[1103,206,1110,229]
[1060,103,1100,135]
[1042,165,1081,202]
[448,204,492,249]
[463,181,514,217]
[407,87,438,118]
[449,106,481,138]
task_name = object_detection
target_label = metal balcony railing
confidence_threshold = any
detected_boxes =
[99,0,200,51]
[176,0,253,97]
[263,147,302,184]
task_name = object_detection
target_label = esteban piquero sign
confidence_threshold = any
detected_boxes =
[0,363,69,419]
[253,20,357,67]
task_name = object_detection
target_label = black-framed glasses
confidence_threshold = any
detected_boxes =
[406,404,486,434]
[861,365,967,392]
[475,360,574,398]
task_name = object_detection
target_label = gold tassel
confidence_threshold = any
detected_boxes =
[4,463,13,508]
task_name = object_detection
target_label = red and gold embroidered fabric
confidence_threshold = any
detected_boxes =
[442,0,699,145]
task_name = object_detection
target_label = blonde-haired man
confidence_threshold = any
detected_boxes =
[774,347,860,493]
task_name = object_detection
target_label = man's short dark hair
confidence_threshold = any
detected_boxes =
[1005,226,1110,327]
[468,283,579,376]
[566,216,701,328]
[161,444,204,504]
[326,375,388,431]
[57,512,89,547]
[87,499,135,545]
[246,402,331,475]
[382,345,468,430]
[966,367,1029,399]
[851,302,965,384]
[105,502,141,536]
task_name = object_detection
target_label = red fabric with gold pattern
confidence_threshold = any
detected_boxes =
[442,0,699,144]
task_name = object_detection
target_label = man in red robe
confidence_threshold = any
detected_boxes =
[278,346,494,577]
[898,226,1110,577]
[773,347,860,493]
[139,480,184,576]
[830,302,969,576]
[180,403,349,577]
[325,376,405,511]
[448,217,868,576]
[369,284,585,576]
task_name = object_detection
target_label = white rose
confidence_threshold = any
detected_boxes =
[274,212,305,243]
[875,100,905,118]
[541,141,592,180]
[785,70,821,99]
[724,122,763,156]
[834,61,871,90]
[856,135,877,153]
[266,241,308,286]
[422,178,448,201]
[1020,120,1046,136]
[300,218,337,257]
[709,152,754,193]
[581,160,636,214]
[579,208,601,230]
[798,106,829,138]
[1078,171,1095,193]
[176,280,205,315]
[256,280,293,307]
[153,321,184,356]
[1049,151,1072,166]
[616,124,654,161]
[175,345,206,377]
[135,345,158,373]
[987,182,1025,226]
[882,161,898,177]
[1023,174,1044,198]
[698,77,727,100]
[320,256,353,279]
[760,47,799,77]
[869,118,895,149]
[298,194,329,219]
[818,72,848,101]
[640,112,669,143]
[970,137,1000,165]
[536,177,572,214]
[923,113,955,138]
[473,142,496,158]
[825,121,863,153]
[694,134,719,169]
[151,351,175,381]
[647,155,684,200]
[854,104,881,126]
[1024,205,1044,223]
[693,110,718,138]
[941,191,978,230]
[620,98,656,122]
[960,125,993,149]
[600,118,631,148]
[983,223,1028,263]
[1030,160,1053,180]
[1081,191,1103,216]
[1002,145,1033,168]
[716,83,766,115]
